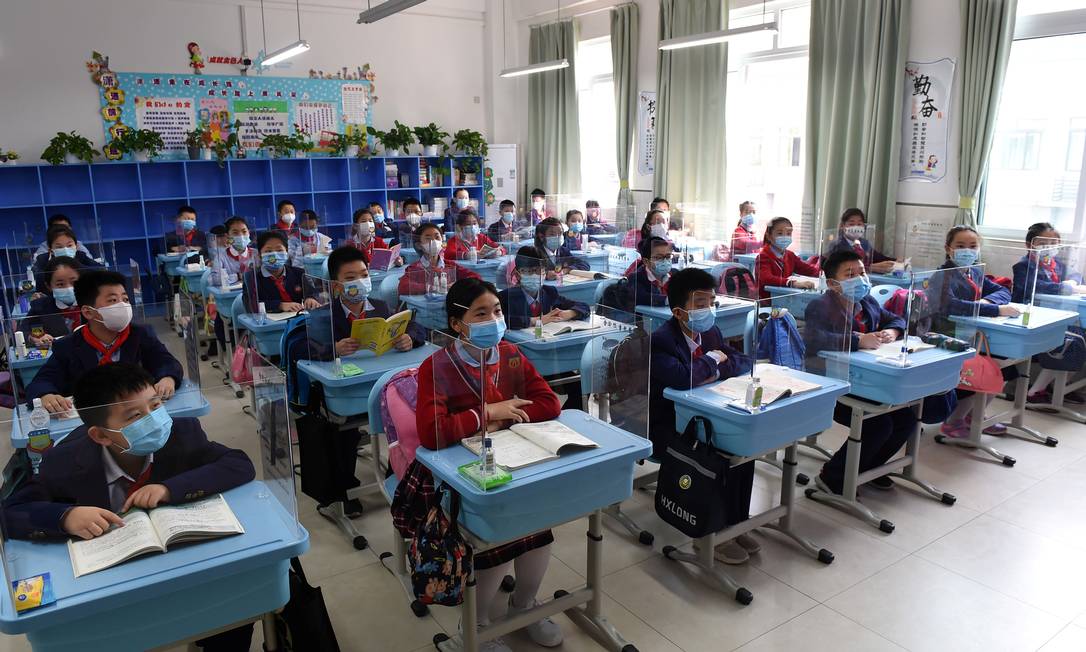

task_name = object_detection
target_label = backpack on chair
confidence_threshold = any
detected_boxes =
[719,267,758,300]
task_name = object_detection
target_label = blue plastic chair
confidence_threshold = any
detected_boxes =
[494,259,512,290]
[376,273,401,309]
[871,284,898,308]
[593,278,621,304]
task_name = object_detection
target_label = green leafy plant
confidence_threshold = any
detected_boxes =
[367,120,415,153]
[211,120,242,167]
[413,123,449,148]
[114,128,166,159]
[459,158,480,174]
[0,150,18,163]
[41,131,97,165]
[261,127,310,158]
[431,158,453,184]
[448,129,488,157]
[185,125,213,149]
[329,129,368,156]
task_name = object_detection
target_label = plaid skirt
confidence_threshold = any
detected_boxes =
[474,529,554,570]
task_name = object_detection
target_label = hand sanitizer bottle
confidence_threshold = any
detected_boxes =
[27,398,53,469]
[439,272,449,294]
[534,314,543,339]
[481,437,494,477]
[467,246,478,264]
[14,331,26,359]
[818,271,827,292]
[257,301,267,325]
[745,377,764,411]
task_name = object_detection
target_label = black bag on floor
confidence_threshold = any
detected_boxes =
[272,557,340,652]
[654,416,732,538]
[295,384,362,505]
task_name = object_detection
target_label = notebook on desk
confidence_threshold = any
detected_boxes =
[461,420,599,470]
[525,319,601,338]
[708,364,822,408]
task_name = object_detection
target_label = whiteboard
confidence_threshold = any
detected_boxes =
[484,144,518,226]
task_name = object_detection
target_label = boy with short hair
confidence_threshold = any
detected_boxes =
[487,199,526,242]
[584,200,615,235]
[628,236,674,307]
[288,209,332,268]
[498,246,588,330]
[165,205,207,254]
[396,198,426,249]
[27,269,184,414]
[368,201,396,241]
[529,188,548,224]
[534,217,589,276]
[274,199,297,235]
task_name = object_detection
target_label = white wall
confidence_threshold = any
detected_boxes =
[0,0,487,162]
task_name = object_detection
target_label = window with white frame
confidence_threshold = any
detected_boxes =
[980,3,1086,237]
[575,36,619,208]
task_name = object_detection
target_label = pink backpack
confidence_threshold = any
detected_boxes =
[379,368,421,479]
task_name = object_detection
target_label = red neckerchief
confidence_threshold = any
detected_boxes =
[346,308,366,323]
[226,246,251,272]
[124,464,154,499]
[852,241,865,257]
[529,295,541,317]
[853,309,869,334]
[276,222,295,235]
[963,270,981,300]
[61,306,81,328]
[184,230,195,244]
[268,272,293,303]
[692,333,703,358]
[82,325,131,365]
[1041,256,1060,283]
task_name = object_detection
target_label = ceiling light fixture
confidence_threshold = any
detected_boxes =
[357,0,428,24]
[259,0,311,67]
[658,22,778,51]
[499,0,569,79]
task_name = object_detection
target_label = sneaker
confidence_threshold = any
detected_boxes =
[939,419,970,439]
[713,538,750,565]
[964,415,1007,436]
[507,598,563,647]
[867,475,894,490]
[735,532,761,553]
[458,621,514,652]
[1027,390,1052,405]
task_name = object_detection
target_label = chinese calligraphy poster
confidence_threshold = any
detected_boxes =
[637,91,657,177]
[135,97,195,153]
[900,58,956,182]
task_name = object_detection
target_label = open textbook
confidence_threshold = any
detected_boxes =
[869,336,935,359]
[369,244,402,272]
[708,363,822,408]
[68,495,244,578]
[461,421,599,470]
[350,309,412,356]
[527,319,601,338]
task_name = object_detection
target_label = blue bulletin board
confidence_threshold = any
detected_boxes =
[96,71,374,160]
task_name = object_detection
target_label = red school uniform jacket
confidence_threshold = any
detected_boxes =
[443,233,505,262]
[416,341,562,450]
[755,244,820,299]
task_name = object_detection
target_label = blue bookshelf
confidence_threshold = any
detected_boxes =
[0,155,485,300]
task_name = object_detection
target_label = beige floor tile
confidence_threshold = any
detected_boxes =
[1040,624,1086,652]
[735,604,906,652]
[987,464,1086,550]
[827,556,1065,652]
[906,433,1041,513]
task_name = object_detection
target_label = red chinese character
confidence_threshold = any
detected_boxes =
[226,81,232,87]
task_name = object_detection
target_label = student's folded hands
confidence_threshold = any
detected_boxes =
[154,377,176,400]
[486,398,533,425]
[705,350,729,364]
[62,506,125,540]
[123,484,171,513]
[858,332,882,350]
[40,393,73,414]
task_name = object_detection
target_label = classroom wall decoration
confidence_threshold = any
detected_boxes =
[900,58,956,183]
[95,69,375,160]
[636,91,657,177]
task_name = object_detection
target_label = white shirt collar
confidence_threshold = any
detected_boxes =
[339,299,375,318]
[453,339,500,367]
[101,447,152,485]
[683,331,701,353]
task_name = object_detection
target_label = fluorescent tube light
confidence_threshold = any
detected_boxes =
[658,21,778,51]
[260,39,310,67]
[499,59,570,78]
[357,0,427,24]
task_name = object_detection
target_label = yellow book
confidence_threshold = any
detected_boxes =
[349,309,413,356]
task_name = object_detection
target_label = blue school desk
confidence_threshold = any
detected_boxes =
[569,249,610,272]
[940,305,1080,465]
[866,272,911,288]
[635,299,755,339]
[588,233,620,246]
[545,276,604,305]
[399,294,447,331]
[1034,292,1086,327]
[0,481,308,652]
[296,343,438,418]
[302,253,327,278]
[662,367,848,602]
[8,347,50,385]
[236,313,292,357]
[415,410,649,651]
[503,319,633,376]
[155,252,185,276]
[805,345,971,532]
[175,265,209,296]
[455,258,503,284]
[9,379,212,450]
[1027,294,1086,422]
[767,285,822,317]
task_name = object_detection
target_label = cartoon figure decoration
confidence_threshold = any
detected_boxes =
[187,42,205,74]
[86,51,129,160]
[309,64,379,104]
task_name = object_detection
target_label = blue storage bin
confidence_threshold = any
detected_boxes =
[138,161,187,199]
[312,158,349,192]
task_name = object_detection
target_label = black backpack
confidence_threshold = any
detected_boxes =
[721,267,757,300]
[599,277,635,319]
[606,327,652,437]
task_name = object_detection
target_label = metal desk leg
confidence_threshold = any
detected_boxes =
[261,613,279,651]
[316,500,368,550]
[798,433,834,461]
[561,511,636,651]
[1027,369,1086,422]
[762,444,834,563]
[664,532,750,604]
[892,411,957,506]
[1004,361,1058,447]
[934,381,1017,466]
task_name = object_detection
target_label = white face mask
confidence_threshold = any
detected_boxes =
[532,200,545,211]
[281,213,295,225]
[650,223,668,238]
[93,302,133,332]
[406,213,421,226]
[356,221,373,236]
[421,240,442,257]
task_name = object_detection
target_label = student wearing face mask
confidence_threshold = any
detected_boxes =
[164,205,207,256]
[209,216,256,287]
[4,362,257,650]
[445,189,475,232]
[368,202,396,241]
[534,217,589,278]
[563,210,590,251]
[629,237,674,307]
[27,270,184,414]
[804,251,913,494]
[274,199,298,236]
[487,199,527,242]
[243,231,321,315]
[416,278,564,651]
[398,223,480,296]
[32,225,102,280]
[929,226,1019,439]
[22,257,82,347]
[528,188,549,225]
[397,198,427,250]
[824,208,896,274]
[622,209,671,250]
[583,200,616,235]
[731,201,761,257]
[33,214,93,259]
[347,208,404,266]
[445,209,505,262]
[649,268,756,564]
[755,217,820,299]
[288,209,333,268]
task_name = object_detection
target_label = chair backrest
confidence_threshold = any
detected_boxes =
[594,278,621,304]
[870,284,898,308]
[229,293,245,320]
[375,272,401,308]
[367,366,421,480]
[494,259,512,290]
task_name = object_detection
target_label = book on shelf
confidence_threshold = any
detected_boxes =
[461,420,598,470]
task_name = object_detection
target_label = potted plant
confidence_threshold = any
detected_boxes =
[414,123,449,157]
[448,129,488,157]
[460,157,480,185]
[329,129,368,158]
[431,158,452,187]
[210,120,242,167]
[367,120,415,156]
[185,126,213,160]
[0,149,18,165]
[41,131,97,165]
[114,128,165,162]
[289,124,313,158]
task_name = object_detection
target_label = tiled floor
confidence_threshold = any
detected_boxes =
[3,324,1086,651]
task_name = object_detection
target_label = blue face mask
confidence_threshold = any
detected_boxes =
[501,212,514,224]
[108,405,173,456]
[232,235,250,251]
[180,219,197,232]
[952,248,979,267]
[53,286,76,306]
[652,260,672,279]
[456,197,470,210]
[373,212,385,223]
[299,227,317,238]
[545,235,563,251]
[461,225,479,240]
[569,222,584,233]
[340,277,371,304]
[837,275,871,302]
[741,214,755,227]
[686,307,715,333]
[773,236,792,251]
[262,251,288,271]
[466,318,506,349]
[520,274,543,295]
[52,246,76,259]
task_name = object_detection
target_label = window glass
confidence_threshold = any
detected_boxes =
[575,37,619,206]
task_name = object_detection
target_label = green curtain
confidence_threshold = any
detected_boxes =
[804,0,910,248]
[611,3,639,212]
[655,0,728,239]
[527,19,581,198]
[956,0,1017,227]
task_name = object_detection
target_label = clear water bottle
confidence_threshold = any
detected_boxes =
[745,377,764,411]
[481,437,494,477]
[439,272,449,294]
[467,246,478,264]
[27,398,53,469]
[257,301,267,325]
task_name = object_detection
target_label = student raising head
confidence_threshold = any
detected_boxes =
[288,209,332,267]
[622,209,670,249]
[564,210,588,251]
[731,201,761,257]
[628,236,674,307]
[534,217,589,277]
[754,216,819,298]
[827,208,896,274]
[367,201,396,240]
[210,216,255,287]
[34,214,92,258]
[166,205,206,254]
[348,207,402,266]
[583,199,616,235]
[26,269,184,414]
[274,199,297,234]
[33,224,102,279]
[397,222,480,296]
[22,256,82,347]
[445,209,505,261]
[444,188,473,232]
[396,198,426,249]
[242,230,320,314]
[416,277,564,648]
[529,188,548,224]
[488,199,524,242]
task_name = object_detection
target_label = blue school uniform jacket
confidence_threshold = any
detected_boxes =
[627,264,670,308]
[498,285,589,330]
[164,228,208,254]
[26,323,184,403]
[2,417,255,540]
[538,242,590,272]
[20,295,78,339]
[242,265,308,313]
[803,292,907,355]
[1011,254,1081,303]
[374,221,397,243]
[32,251,102,290]
[648,318,752,458]
[928,260,1011,318]
[292,297,427,363]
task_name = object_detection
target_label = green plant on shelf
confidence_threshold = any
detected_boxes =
[41,131,97,165]
[114,128,166,161]
[211,120,243,167]
[448,129,487,157]
[261,128,311,158]
[431,158,453,185]
[329,129,369,157]
[186,125,213,149]
[413,123,449,148]
[367,120,415,154]
[459,158,480,174]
